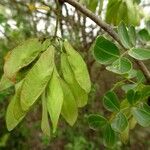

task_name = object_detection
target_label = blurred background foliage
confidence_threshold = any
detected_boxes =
[0,0,150,149]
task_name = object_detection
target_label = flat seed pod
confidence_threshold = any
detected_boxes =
[64,41,91,93]
[46,69,63,133]
[60,79,78,126]
[61,53,88,107]
[6,82,26,131]
[41,92,51,137]
[20,46,54,111]
[4,38,43,81]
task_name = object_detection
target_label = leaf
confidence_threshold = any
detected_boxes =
[105,0,122,25]
[128,48,150,60]
[88,114,107,130]
[61,53,88,107]
[138,29,150,42]
[129,117,137,129]
[127,90,141,105]
[64,41,91,93]
[4,38,43,81]
[0,75,13,91]
[106,57,132,74]
[41,38,51,52]
[141,85,150,98]
[41,92,50,137]
[93,36,120,64]
[132,107,150,127]
[60,79,78,126]
[128,25,136,46]
[20,46,54,111]
[121,84,137,93]
[87,0,98,12]
[103,91,120,112]
[103,123,116,148]
[46,69,63,133]
[118,22,132,49]
[6,82,26,131]
[111,112,128,132]
[120,125,129,144]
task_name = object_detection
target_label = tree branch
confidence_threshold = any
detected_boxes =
[64,0,150,83]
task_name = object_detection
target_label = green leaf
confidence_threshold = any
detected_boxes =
[103,91,120,112]
[41,92,50,137]
[138,29,150,42]
[64,41,91,93]
[60,79,78,126]
[20,46,54,111]
[128,25,136,46]
[127,90,141,105]
[88,114,107,130]
[93,36,120,64]
[106,57,132,74]
[128,48,150,60]
[103,123,116,148]
[141,85,150,98]
[4,38,43,81]
[105,0,122,25]
[87,0,98,12]
[132,107,150,127]
[118,22,132,49]
[0,75,13,91]
[121,84,137,93]
[61,53,88,107]
[6,82,26,131]
[111,112,128,132]
[46,69,63,133]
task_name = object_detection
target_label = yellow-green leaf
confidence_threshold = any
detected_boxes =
[4,38,43,81]
[20,46,54,111]
[41,92,50,137]
[46,69,63,133]
[64,41,91,93]
[6,82,26,131]
[0,75,13,91]
[60,79,78,126]
[61,53,88,107]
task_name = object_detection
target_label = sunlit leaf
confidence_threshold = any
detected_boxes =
[4,38,43,81]
[20,46,54,111]
[128,48,150,60]
[41,91,50,137]
[46,69,63,133]
[0,75,13,91]
[132,106,150,127]
[60,79,78,126]
[93,36,120,64]
[64,41,91,93]
[128,25,136,46]
[6,82,26,131]
[61,53,88,107]
[106,57,132,74]
[118,22,132,49]
[111,112,128,132]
